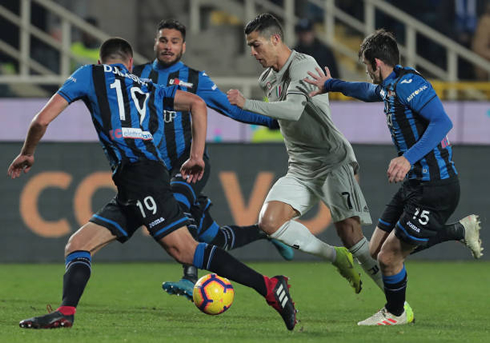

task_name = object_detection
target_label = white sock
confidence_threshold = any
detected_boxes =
[270,220,336,262]
[349,237,383,290]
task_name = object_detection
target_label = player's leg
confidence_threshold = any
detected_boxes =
[358,232,415,326]
[194,196,293,259]
[411,214,483,258]
[19,217,122,329]
[157,227,297,330]
[321,164,381,291]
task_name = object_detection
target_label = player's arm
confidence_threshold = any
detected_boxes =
[197,73,279,129]
[173,90,207,183]
[387,78,452,183]
[304,66,381,102]
[8,94,69,179]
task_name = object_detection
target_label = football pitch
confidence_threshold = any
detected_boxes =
[1,261,488,343]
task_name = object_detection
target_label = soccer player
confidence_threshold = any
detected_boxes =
[8,37,297,331]
[304,29,483,325]
[133,19,294,300]
[227,13,384,294]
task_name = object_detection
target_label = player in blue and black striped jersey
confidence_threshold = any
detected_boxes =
[9,37,297,331]
[305,29,482,325]
[133,19,293,300]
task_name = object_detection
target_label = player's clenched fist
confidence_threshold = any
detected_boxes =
[227,89,246,109]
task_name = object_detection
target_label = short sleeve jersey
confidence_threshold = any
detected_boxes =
[57,63,177,170]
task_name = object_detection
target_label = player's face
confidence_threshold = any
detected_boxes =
[246,31,276,68]
[363,56,382,84]
[154,28,186,67]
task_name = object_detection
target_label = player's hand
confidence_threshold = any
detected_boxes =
[227,89,246,108]
[7,154,34,179]
[303,67,332,97]
[387,156,411,183]
[180,157,205,184]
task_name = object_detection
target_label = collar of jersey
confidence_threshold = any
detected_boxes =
[382,64,403,86]
[152,60,184,73]
[274,50,296,77]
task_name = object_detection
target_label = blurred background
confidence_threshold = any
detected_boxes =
[1,0,489,263]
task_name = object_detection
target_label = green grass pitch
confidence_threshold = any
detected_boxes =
[1,261,489,343]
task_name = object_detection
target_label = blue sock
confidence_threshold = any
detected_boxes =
[383,265,407,316]
[61,251,92,307]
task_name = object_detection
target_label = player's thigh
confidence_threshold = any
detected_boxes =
[260,174,317,232]
[319,163,372,225]
[158,226,199,264]
[65,221,117,257]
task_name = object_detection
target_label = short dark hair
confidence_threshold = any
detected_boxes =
[359,29,400,69]
[99,37,133,63]
[244,13,284,40]
[157,19,186,41]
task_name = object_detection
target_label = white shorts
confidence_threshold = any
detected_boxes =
[264,163,372,225]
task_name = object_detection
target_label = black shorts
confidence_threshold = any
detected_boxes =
[90,161,189,243]
[377,177,460,245]
[169,154,211,209]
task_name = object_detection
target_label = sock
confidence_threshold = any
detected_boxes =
[193,243,267,296]
[349,237,383,290]
[60,251,92,308]
[270,220,336,262]
[182,264,198,283]
[210,224,264,250]
[411,222,465,254]
[383,265,407,316]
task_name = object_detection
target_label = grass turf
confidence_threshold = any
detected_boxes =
[0,261,488,343]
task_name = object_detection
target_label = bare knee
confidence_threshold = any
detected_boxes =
[160,228,199,265]
[258,201,296,235]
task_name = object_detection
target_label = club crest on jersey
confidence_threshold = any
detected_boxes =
[379,88,396,100]
[169,78,193,88]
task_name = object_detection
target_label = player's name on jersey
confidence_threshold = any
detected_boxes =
[103,65,148,87]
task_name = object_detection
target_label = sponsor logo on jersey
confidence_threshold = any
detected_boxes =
[169,78,194,88]
[406,85,428,102]
[163,110,177,123]
[109,128,153,141]
[400,79,413,84]
[149,217,165,228]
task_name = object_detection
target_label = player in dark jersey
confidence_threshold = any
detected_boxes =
[304,29,482,325]
[8,37,297,331]
[133,19,293,300]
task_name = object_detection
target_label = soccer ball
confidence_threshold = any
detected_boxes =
[193,274,234,315]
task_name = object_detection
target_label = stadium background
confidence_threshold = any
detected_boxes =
[1,0,489,263]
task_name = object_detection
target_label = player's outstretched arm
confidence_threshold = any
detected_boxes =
[8,94,69,179]
[173,90,207,183]
[303,66,332,97]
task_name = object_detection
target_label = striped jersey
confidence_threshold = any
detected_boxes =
[133,60,277,170]
[377,66,457,181]
[57,63,177,170]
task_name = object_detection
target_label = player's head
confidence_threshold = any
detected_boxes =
[99,37,133,70]
[358,29,399,84]
[244,13,285,69]
[154,19,186,67]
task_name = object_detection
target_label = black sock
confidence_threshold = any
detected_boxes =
[411,222,464,254]
[194,243,267,296]
[383,266,407,316]
[182,264,198,283]
[61,251,92,307]
[210,224,265,250]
